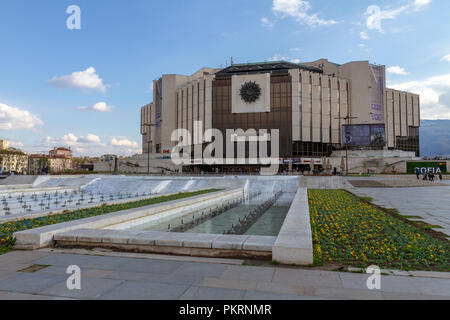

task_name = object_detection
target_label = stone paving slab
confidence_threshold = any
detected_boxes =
[0,262,35,272]
[407,277,450,296]
[220,265,275,282]
[100,280,190,300]
[107,271,203,286]
[314,286,384,300]
[272,268,342,287]
[31,254,132,271]
[0,250,52,264]
[254,281,317,296]
[179,286,246,300]
[30,253,107,268]
[172,262,227,278]
[0,272,67,294]
[242,290,317,300]
[40,277,124,299]
[339,272,421,294]
[0,290,73,300]
[114,258,182,274]
[35,265,116,279]
[199,277,259,291]
[381,292,450,300]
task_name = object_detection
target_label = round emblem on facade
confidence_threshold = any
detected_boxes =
[239,81,261,103]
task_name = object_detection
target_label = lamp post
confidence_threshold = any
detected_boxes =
[142,121,160,174]
[335,115,358,176]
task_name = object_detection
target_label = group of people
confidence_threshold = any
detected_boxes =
[416,168,443,182]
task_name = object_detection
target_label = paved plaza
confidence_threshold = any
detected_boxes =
[1,175,449,300]
[0,249,448,300]
[351,180,450,237]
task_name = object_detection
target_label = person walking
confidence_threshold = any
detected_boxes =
[416,168,420,180]
[439,172,443,181]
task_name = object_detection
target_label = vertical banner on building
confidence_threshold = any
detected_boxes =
[369,64,385,123]
[155,78,163,147]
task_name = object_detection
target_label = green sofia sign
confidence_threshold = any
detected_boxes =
[407,162,447,174]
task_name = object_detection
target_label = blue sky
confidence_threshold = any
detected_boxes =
[0,0,449,156]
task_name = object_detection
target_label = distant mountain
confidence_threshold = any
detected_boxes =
[420,120,450,157]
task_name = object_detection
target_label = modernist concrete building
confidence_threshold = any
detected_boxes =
[141,59,420,172]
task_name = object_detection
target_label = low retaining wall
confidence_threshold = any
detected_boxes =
[14,188,243,249]
[53,229,275,260]
[272,187,313,265]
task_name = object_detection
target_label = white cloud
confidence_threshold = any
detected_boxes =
[441,54,450,62]
[365,1,432,32]
[9,141,24,148]
[269,54,289,61]
[269,54,301,64]
[387,66,409,75]
[78,134,101,144]
[47,67,107,93]
[76,102,113,112]
[365,5,407,32]
[414,0,432,9]
[272,0,337,27]
[0,102,44,131]
[110,138,139,148]
[261,17,275,28]
[390,73,450,119]
[359,43,372,53]
[360,31,369,40]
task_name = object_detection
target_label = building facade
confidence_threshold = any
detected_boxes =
[0,149,28,174]
[0,139,28,174]
[140,59,420,172]
[28,147,74,174]
[0,140,10,150]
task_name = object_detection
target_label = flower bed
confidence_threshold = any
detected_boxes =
[309,190,449,271]
[0,189,220,253]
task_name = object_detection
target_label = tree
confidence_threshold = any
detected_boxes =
[37,158,50,174]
